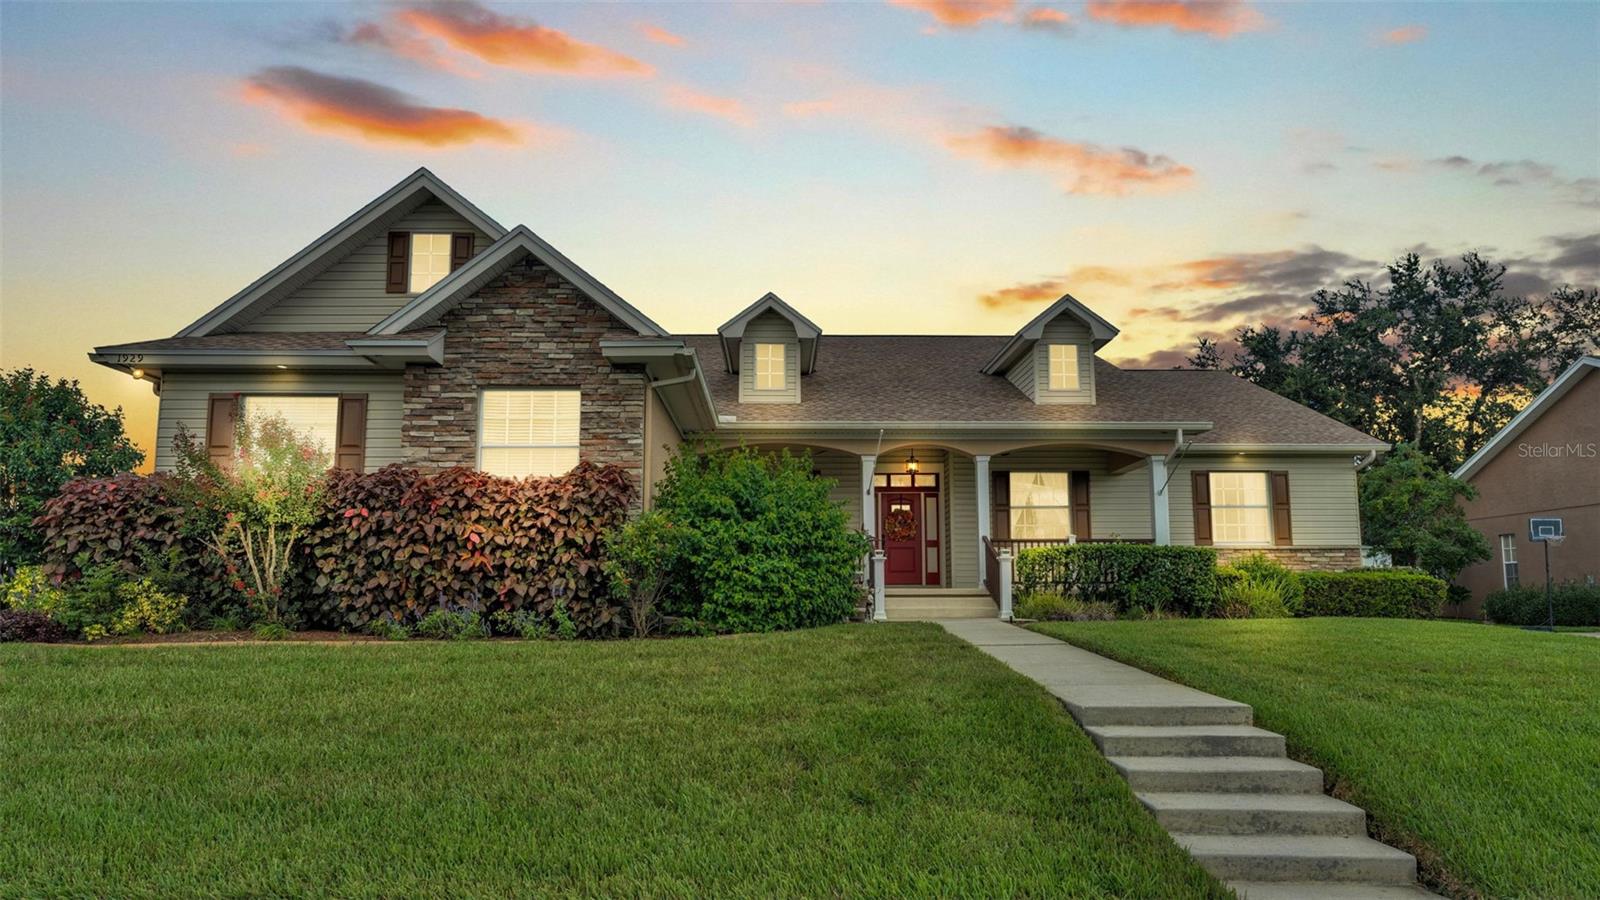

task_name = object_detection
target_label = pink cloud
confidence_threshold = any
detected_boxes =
[945,125,1195,195]
[1375,24,1427,45]
[663,85,755,127]
[637,22,686,46]
[1084,0,1265,38]
[396,1,653,76]
[241,66,523,148]
[1023,7,1073,29]
[889,0,1016,29]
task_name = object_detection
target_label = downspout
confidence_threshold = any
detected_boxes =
[1354,449,1378,471]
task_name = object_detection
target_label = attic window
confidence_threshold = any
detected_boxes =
[755,343,786,390]
[409,234,453,293]
[1048,344,1079,391]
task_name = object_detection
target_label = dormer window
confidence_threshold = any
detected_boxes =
[755,343,787,391]
[387,231,475,294]
[1048,344,1079,391]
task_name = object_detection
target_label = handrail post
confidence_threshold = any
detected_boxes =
[872,549,887,622]
[998,547,1014,621]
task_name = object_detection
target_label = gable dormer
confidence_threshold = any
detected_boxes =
[981,294,1117,405]
[718,293,820,404]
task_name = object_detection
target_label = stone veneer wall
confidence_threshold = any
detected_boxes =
[1215,547,1363,572]
[401,261,647,497]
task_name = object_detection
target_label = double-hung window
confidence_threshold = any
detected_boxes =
[1208,471,1273,545]
[479,389,580,478]
[754,343,786,391]
[1047,344,1079,391]
[1500,534,1519,588]
[239,395,339,460]
[1008,472,1071,540]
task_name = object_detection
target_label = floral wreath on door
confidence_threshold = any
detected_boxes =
[883,506,917,542]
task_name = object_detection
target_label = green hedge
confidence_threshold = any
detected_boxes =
[1299,569,1446,619]
[1014,544,1218,616]
[1484,582,1600,627]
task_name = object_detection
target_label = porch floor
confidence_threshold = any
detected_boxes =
[883,587,998,621]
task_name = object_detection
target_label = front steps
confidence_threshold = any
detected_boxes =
[938,620,1434,899]
[883,588,997,621]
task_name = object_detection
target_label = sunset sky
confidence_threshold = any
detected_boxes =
[2,0,1597,464]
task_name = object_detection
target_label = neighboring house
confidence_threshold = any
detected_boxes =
[91,169,1386,607]
[1449,356,1600,618]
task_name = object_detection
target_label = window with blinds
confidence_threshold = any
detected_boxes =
[1209,471,1273,545]
[239,395,339,459]
[1008,471,1071,539]
[409,233,453,293]
[478,389,581,478]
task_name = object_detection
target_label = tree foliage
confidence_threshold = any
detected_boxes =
[1,369,144,567]
[1191,253,1600,469]
[1357,444,1491,580]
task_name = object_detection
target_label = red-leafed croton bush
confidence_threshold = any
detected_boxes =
[297,463,635,636]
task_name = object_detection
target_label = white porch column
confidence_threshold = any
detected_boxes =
[997,547,1014,621]
[860,454,877,542]
[1150,455,1171,545]
[872,550,887,621]
[975,454,991,585]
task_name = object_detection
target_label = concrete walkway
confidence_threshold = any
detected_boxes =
[941,619,1434,899]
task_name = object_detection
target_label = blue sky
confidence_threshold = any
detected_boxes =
[2,1,1597,461]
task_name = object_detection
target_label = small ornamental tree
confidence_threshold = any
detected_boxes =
[653,444,870,632]
[174,412,327,623]
[1,369,143,567]
[1359,443,1491,580]
[604,510,685,637]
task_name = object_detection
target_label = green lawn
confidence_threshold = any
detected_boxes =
[1029,618,1600,898]
[0,625,1224,899]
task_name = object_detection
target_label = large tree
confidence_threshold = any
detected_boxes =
[1191,252,1600,469]
[0,369,145,567]
[1357,443,1490,580]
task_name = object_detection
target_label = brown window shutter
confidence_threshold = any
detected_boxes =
[1191,470,1213,546]
[1070,470,1092,539]
[206,394,237,472]
[334,394,368,472]
[1270,471,1293,546]
[385,232,409,293]
[450,232,474,271]
[991,471,1010,541]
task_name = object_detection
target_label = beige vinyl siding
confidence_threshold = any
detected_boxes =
[1033,318,1096,404]
[153,371,404,473]
[642,386,683,508]
[242,200,490,332]
[1169,453,1361,546]
[1005,353,1037,401]
[810,449,863,530]
[990,448,1153,540]
[947,452,977,587]
[738,312,801,403]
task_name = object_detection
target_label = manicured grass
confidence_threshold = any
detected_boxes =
[1029,618,1600,898]
[0,625,1224,898]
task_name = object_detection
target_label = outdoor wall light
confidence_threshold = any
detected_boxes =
[905,451,920,474]
[130,368,144,379]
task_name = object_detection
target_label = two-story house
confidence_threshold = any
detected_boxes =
[91,169,1386,616]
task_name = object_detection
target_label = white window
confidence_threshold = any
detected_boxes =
[1209,472,1273,545]
[1048,344,1079,391]
[409,233,453,293]
[239,395,338,459]
[1009,472,1072,540]
[479,390,580,478]
[1500,534,1519,588]
[754,343,786,391]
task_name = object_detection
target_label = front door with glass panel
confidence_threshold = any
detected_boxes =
[875,472,941,586]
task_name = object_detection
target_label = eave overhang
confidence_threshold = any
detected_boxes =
[599,340,719,434]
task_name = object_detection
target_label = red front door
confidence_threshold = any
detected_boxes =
[880,493,922,585]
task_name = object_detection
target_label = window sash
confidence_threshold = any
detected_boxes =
[1048,344,1079,391]
[238,395,339,459]
[408,233,453,293]
[754,343,786,390]
[1008,472,1071,540]
[1209,471,1273,545]
[1500,535,1519,588]
[479,390,580,478]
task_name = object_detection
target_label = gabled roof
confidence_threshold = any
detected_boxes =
[980,294,1120,375]
[368,226,667,337]
[178,169,505,337]
[716,292,822,373]
[1454,355,1599,481]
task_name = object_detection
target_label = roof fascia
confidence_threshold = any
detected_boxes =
[178,168,506,338]
[370,226,668,337]
[1453,356,1598,481]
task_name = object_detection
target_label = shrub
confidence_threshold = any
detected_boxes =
[0,368,144,567]
[415,608,490,641]
[490,609,547,640]
[1484,582,1600,627]
[1298,569,1446,618]
[49,564,189,638]
[1216,571,1293,619]
[603,510,684,637]
[368,615,411,641]
[653,445,870,633]
[299,463,633,636]
[1015,591,1115,621]
[252,621,290,641]
[1227,553,1304,611]
[0,609,66,643]
[1013,544,1218,617]
[108,578,187,635]
[2,565,67,614]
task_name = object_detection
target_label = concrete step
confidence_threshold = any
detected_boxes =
[1230,882,1438,899]
[1086,725,1286,758]
[1110,756,1324,794]
[885,588,992,598]
[884,608,998,621]
[1062,688,1253,726]
[1139,791,1367,836]
[1175,834,1418,884]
